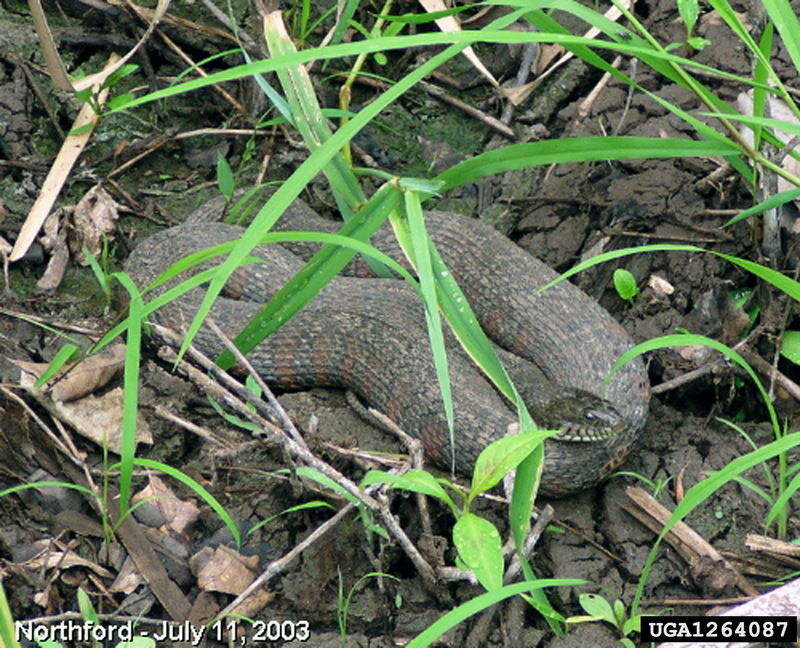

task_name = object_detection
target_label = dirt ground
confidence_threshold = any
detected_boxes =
[1,0,799,647]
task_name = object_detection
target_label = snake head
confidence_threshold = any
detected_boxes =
[533,389,624,443]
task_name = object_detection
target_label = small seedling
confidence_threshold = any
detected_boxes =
[567,593,643,647]
[613,268,639,304]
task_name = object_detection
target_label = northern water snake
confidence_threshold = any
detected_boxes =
[125,194,650,496]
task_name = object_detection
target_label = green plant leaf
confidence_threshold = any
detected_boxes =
[107,93,136,111]
[632,429,800,613]
[764,468,800,529]
[677,0,699,37]
[216,184,406,369]
[470,431,553,499]
[115,272,144,517]
[101,63,139,89]
[579,593,614,621]
[217,154,235,199]
[206,395,264,434]
[0,578,21,648]
[291,466,364,506]
[453,514,503,591]
[724,187,800,226]
[780,330,800,365]
[623,614,642,634]
[77,588,98,624]
[609,333,779,432]
[34,343,80,388]
[406,579,582,648]
[400,189,455,469]
[686,36,711,50]
[249,500,334,534]
[379,6,471,23]
[762,0,800,75]
[436,137,739,190]
[613,268,638,302]
[361,469,458,515]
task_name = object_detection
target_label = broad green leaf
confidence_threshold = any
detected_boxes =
[453,514,503,591]
[361,470,458,514]
[677,0,700,37]
[216,154,234,199]
[613,268,638,302]
[470,432,553,498]
[579,593,614,621]
[780,330,800,365]
[101,63,139,89]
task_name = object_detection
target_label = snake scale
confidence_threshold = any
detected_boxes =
[125,194,650,496]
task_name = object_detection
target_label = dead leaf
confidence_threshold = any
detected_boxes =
[700,9,752,31]
[68,185,119,265]
[13,344,126,402]
[29,0,170,93]
[133,475,200,539]
[0,234,11,292]
[233,588,275,618]
[21,540,114,578]
[109,555,144,594]
[418,0,499,88]
[17,372,152,453]
[737,90,800,203]
[189,546,260,595]
[9,54,120,263]
[534,44,565,76]
[35,228,69,291]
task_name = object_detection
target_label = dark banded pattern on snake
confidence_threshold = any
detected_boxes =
[125,197,650,496]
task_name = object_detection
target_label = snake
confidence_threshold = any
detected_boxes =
[124,193,650,496]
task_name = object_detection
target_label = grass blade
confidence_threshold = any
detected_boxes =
[406,579,583,648]
[436,137,740,190]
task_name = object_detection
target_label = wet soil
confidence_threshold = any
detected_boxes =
[1,0,799,647]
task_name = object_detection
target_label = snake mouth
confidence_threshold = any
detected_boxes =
[536,392,626,443]
[554,420,623,443]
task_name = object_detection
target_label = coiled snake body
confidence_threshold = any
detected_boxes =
[125,196,650,496]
